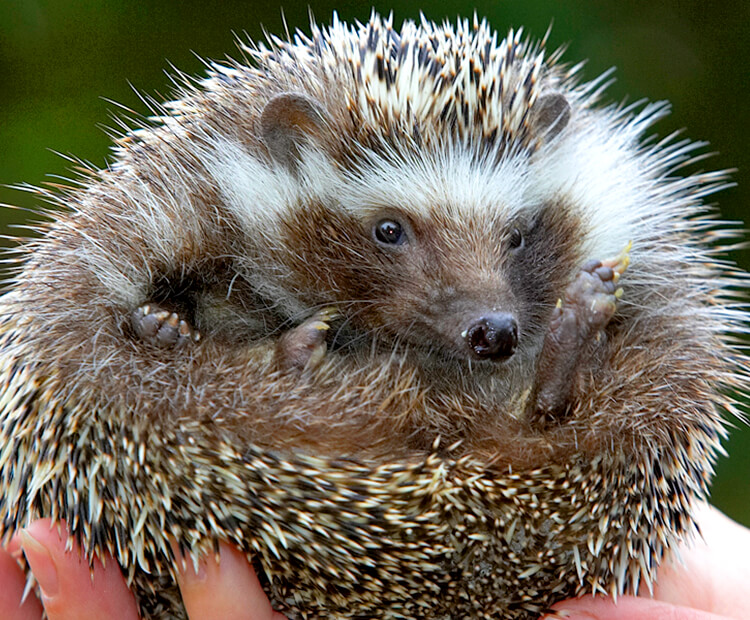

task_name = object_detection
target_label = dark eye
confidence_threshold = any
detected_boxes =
[509,227,524,250]
[374,219,406,245]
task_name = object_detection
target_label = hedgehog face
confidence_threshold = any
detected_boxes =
[250,89,585,366]
[367,210,523,362]
[271,187,582,367]
[236,70,597,368]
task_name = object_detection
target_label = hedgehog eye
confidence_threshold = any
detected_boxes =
[508,227,524,250]
[374,219,406,245]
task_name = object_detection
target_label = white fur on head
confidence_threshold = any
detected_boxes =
[207,14,727,263]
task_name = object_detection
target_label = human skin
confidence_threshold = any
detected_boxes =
[0,519,284,620]
[543,503,750,620]
[0,503,748,620]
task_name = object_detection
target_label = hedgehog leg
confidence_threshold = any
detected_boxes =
[275,307,338,372]
[131,303,200,347]
[530,247,629,421]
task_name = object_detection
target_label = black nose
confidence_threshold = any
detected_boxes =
[465,314,518,359]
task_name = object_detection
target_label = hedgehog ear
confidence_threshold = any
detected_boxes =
[529,93,571,142]
[260,92,331,173]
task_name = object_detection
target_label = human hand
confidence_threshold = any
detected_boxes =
[0,519,286,620]
[542,503,750,619]
[4,503,748,619]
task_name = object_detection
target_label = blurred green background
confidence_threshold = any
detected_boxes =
[0,1,748,526]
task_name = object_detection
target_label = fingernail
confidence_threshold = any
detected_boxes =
[20,529,60,598]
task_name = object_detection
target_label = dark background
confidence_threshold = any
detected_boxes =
[1,1,748,526]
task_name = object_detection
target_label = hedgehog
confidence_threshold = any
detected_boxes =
[0,12,747,620]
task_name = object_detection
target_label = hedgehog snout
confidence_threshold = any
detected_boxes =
[464,313,518,360]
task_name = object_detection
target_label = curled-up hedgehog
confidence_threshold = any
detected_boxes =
[0,12,748,620]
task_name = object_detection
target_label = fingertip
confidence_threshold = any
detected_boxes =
[0,542,43,620]
[20,529,59,599]
[176,543,285,620]
[21,519,139,620]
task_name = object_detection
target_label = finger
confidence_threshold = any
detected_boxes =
[654,503,750,619]
[21,519,139,620]
[543,594,733,619]
[176,543,287,620]
[0,539,43,620]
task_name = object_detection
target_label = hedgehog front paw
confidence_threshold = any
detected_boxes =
[551,244,629,347]
[275,307,338,372]
[530,243,630,420]
[131,304,200,347]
